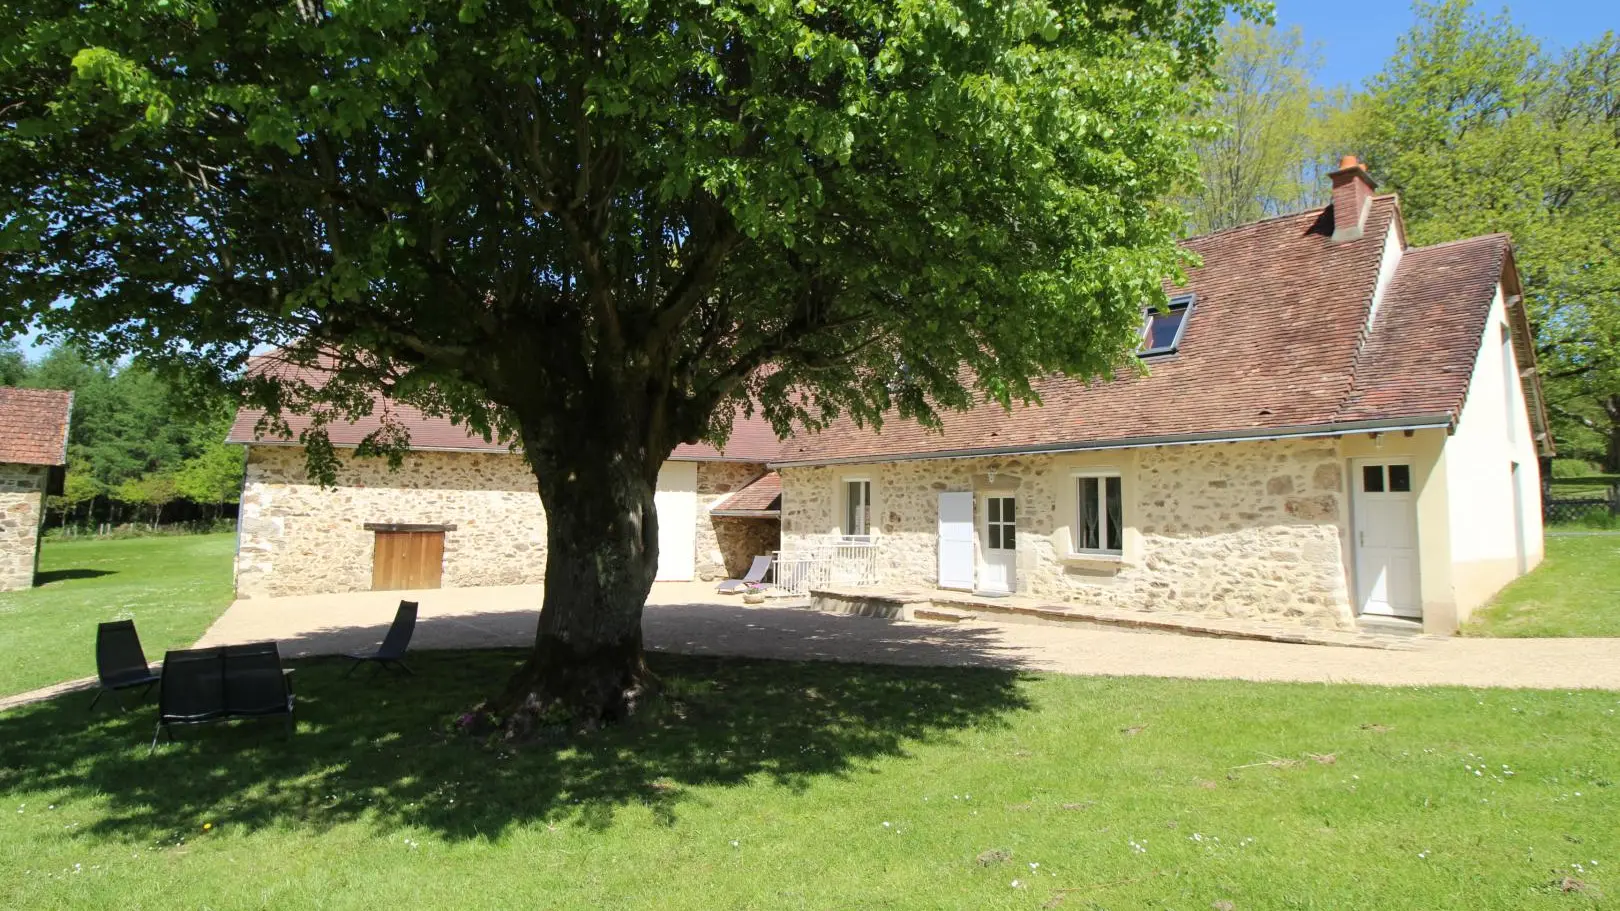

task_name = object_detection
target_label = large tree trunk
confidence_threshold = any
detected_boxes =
[1604,396,1620,474]
[485,433,664,733]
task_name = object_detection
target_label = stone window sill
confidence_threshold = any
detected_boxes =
[1062,552,1129,569]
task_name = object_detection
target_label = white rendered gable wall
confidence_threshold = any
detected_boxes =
[1442,284,1544,617]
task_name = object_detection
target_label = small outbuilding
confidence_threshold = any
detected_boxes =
[0,387,73,592]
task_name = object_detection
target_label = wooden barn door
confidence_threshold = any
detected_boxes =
[370,530,445,591]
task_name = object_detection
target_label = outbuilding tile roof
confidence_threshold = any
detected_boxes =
[710,471,782,515]
[225,359,782,462]
[0,387,73,467]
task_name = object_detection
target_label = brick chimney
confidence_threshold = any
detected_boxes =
[1327,155,1377,242]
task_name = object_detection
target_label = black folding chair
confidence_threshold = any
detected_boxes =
[345,600,418,676]
[151,647,227,752]
[89,620,161,712]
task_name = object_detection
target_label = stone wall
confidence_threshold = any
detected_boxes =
[236,447,777,597]
[712,518,781,579]
[694,462,775,579]
[236,446,548,598]
[780,456,1060,587]
[1123,442,1351,625]
[780,438,1355,628]
[0,463,48,592]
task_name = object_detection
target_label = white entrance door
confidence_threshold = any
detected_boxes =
[938,492,975,590]
[654,461,697,581]
[1352,460,1420,618]
[978,494,1017,594]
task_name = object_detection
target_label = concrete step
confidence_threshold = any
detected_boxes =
[808,585,1427,651]
[1355,615,1426,637]
[925,595,1424,650]
[911,606,978,624]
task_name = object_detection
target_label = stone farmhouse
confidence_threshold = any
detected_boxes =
[0,387,73,592]
[228,158,1551,634]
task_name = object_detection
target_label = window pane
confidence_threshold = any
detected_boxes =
[1144,309,1185,351]
[1362,465,1385,493]
[1003,522,1015,550]
[987,524,1001,549]
[1077,478,1099,550]
[988,497,1000,522]
[1388,464,1412,492]
[1105,476,1123,551]
[1003,498,1016,525]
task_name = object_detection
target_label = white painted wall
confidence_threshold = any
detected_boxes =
[1364,219,1405,333]
[1442,284,1544,619]
[654,460,698,581]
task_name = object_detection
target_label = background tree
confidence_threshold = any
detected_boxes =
[174,425,247,518]
[1180,21,1342,233]
[0,339,26,385]
[10,341,244,528]
[1351,1,1620,467]
[24,346,190,487]
[1,0,1239,726]
[116,473,179,528]
[49,471,105,531]
[1530,35,1620,468]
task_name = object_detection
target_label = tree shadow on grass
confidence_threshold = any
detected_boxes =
[0,648,1032,844]
[33,568,117,586]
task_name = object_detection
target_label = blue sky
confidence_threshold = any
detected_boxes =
[1274,0,1616,89]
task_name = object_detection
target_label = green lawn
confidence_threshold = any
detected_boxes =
[0,534,236,697]
[1465,535,1620,638]
[0,651,1616,910]
[1547,475,1620,496]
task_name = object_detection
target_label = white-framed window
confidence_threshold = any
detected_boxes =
[1074,472,1124,554]
[843,478,872,538]
[1140,293,1195,356]
[984,495,1016,551]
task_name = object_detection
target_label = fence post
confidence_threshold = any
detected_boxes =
[1610,482,1619,518]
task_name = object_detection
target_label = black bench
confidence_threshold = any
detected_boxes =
[151,642,295,752]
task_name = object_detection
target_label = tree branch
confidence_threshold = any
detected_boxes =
[644,205,739,355]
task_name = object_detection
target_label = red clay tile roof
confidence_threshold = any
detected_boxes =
[710,471,782,515]
[0,387,73,466]
[227,196,1536,468]
[224,358,783,462]
[775,198,1417,464]
[1337,234,1512,423]
[773,201,1544,466]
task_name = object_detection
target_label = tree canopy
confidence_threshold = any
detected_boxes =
[3,0,1238,466]
[1,0,1241,723]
